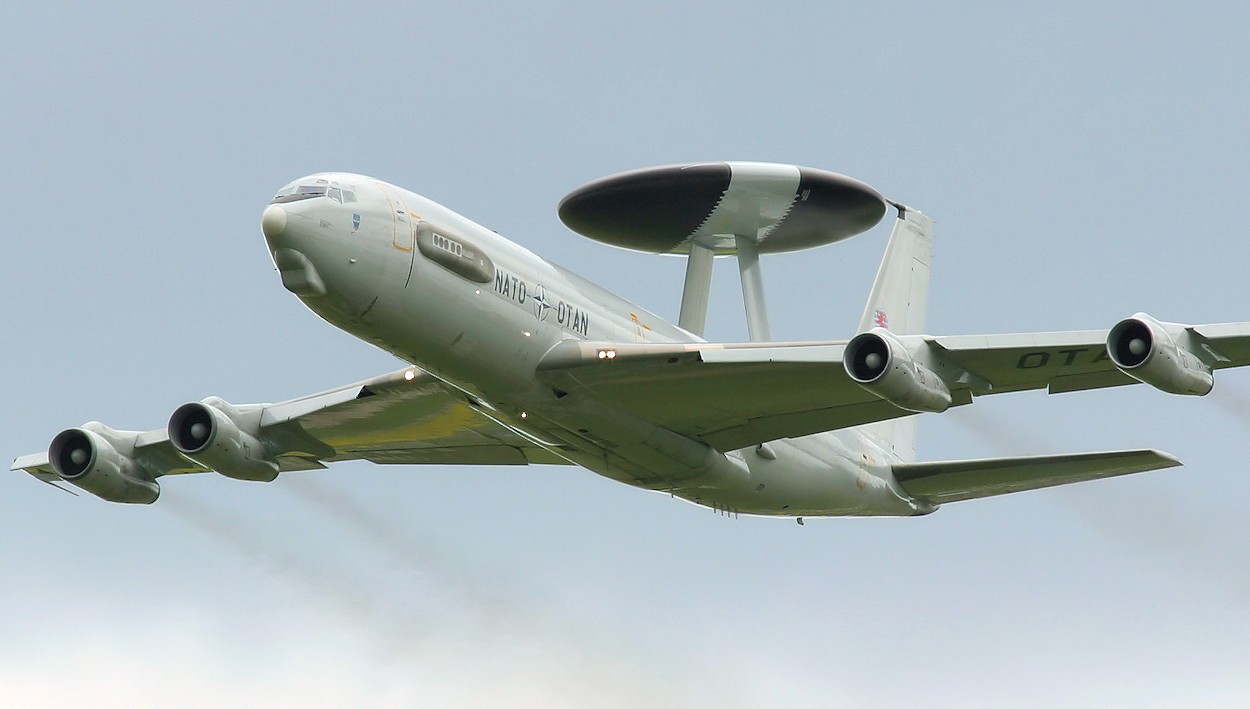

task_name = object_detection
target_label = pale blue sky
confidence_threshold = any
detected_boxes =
[4,2,1250,706]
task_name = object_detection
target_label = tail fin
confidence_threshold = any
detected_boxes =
[856,205,934,336]
[855,205,935,462]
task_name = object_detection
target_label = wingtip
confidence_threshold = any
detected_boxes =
[1149,449,1184,469]
[11,452,48,473]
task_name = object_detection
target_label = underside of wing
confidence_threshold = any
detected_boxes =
[931,330,1134,395]
[893,449,1182,504]
[933,319,1250,396]
[12,367,572,501]
[535,339,964,451]
[259,368,570,468]
[534,316,1250,455]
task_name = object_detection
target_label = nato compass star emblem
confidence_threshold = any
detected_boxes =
[533,284,553,321]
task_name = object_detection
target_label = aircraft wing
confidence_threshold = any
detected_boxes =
[536,320,1250,452]
[892,449,1182,504]
[932,320,1250,394]
[537,339,926,451]
[13,367,571,487]
[255,368,569,467]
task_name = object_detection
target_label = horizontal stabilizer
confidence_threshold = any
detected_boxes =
[893,449,1181,505]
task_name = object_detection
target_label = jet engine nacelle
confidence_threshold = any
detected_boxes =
[168,399,279,482]
[844,328,952,413]
[48,426,160,504]
[1107,312,1213,396]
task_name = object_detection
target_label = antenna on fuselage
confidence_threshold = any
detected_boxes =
[557,162,889,341]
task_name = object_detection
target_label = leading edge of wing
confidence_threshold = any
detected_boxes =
[893,449,1182,505]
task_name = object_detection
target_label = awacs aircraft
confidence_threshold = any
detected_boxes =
[15,163,1250,518]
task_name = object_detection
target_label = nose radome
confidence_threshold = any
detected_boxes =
[262,204,287,238]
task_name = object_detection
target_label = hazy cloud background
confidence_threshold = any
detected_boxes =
[4,2,1250,706]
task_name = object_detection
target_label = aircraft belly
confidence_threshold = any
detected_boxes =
[519,389,921,516]
[544,436,920,517]
[659,436,918,516]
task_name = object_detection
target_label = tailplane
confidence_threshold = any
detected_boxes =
[893,449,1181,505]
[856,205,935,462]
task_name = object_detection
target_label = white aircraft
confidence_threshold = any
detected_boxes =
[15,162,1250,518]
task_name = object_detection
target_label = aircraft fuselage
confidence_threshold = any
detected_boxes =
[262,173,928,517]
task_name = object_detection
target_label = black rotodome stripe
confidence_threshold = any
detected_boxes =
[558,164,731,252]
[766,168,887,251]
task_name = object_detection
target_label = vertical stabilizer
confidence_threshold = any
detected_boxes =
[855,206,934,462]
[856,205,934,337]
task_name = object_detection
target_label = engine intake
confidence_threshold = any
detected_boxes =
[49,426,160,504]
[169,400,279,482]
[1107,313,1212,396]
[844,329,952,413]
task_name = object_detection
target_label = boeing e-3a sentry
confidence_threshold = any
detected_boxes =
[15,163,1250,518]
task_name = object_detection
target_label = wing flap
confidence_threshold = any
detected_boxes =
[357,446,531,465]
[930,330,1122,394]
[1047,370,1137,394]
[894,449,1181,504]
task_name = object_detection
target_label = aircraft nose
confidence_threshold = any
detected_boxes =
[262,204,287,239]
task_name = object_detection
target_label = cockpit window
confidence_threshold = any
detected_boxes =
[270,184,329,204]
[270,177,359,205]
